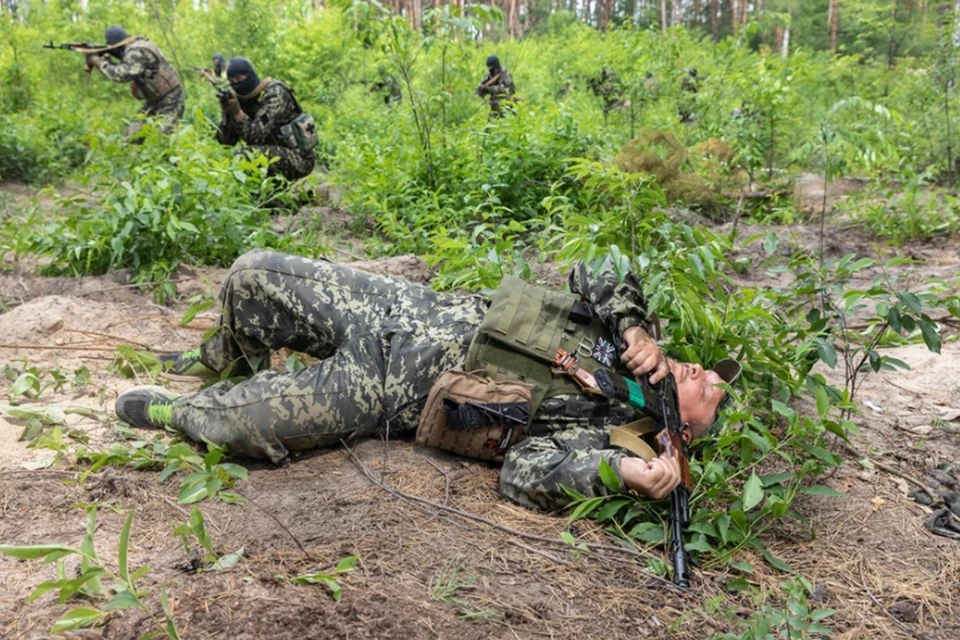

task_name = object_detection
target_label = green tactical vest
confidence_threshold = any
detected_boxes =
[464,276,634,421]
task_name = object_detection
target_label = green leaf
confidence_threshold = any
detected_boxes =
[209,547,244,571]
[567,497,605,522]
[51,607,102,632]
[161,590,181,640]
[684,536,713,553]
[104,589,141,611]
[594,498,630,522]
[759,472,796,487]
[897,291,924,315]
[771,400,796,423]
[559,531,577,546]
[0,544,78,559]
[179,300,215,326]
[743,472,764,511]
[118,510,134,583]
[814,385,830,417]
[920,321,941,354]
[730,560,754,574]
[801,485,844,497]
[597,457,622,493]
[178,480,209,504]
[335,555,359,573]
[816,341,837,369]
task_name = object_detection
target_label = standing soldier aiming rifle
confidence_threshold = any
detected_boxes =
[80,26,185,142]
[476,54,515,118]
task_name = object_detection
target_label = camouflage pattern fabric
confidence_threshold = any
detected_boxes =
[167,250,652,512]
[587,68,625,115]
[477,68,516,116]
[92,39,185,141]
[171,250,487,463]
[216,81,315,181]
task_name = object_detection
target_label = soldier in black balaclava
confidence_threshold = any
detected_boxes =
[215,57,316,181]
[476,54,515,118]
[678,67,701,124]
[84,25,184,142]
[212,52,226,79]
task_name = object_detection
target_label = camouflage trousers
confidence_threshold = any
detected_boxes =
[126,87,185,143]
[237,144,315,181]
[171,250,487,464]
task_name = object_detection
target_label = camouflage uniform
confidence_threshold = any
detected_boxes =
[216,81,315,181]
[91,37,185,141]
[587,68,626,116]
[477,69,516,117]
[170,250,648,512]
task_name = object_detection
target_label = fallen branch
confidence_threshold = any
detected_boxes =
[843,444,939,501]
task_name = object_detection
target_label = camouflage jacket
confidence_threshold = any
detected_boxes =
[216,80,304,151]
[94,38,182,102]
[477,69,515,107]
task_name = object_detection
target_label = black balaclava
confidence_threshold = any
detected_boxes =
[486,55,501,75]
[227,56,260,97]
[213,52,226,77]
[104,25,128,59]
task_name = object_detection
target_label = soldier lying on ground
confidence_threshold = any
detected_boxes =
[115,251,739,511]
[215,57,317,182]
[84,25,185,142]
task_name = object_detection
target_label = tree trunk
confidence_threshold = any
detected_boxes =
[711,0,719,41]
[694,0,701,25]
[775,24,783,51]
[673,0,682,26]
[782,21,790,57]
[661,0,668,32]
[829,0,838,53]
[729,0,738,35]
[740,0,747,24]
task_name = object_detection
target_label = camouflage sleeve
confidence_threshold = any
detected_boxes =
[500,427,625,511]
[568,260,648,339]
[236,85,291,145]
[95,48,153,83]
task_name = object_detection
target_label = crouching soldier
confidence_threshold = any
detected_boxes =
[84,25,185,142]
[216,57,317,181]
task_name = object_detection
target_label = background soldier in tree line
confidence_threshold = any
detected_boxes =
[587,67,626,117]
[678,67,701,124]
[215,56,317,182]
[212,52,226,79]
[83,25,184,142]
[370,65,401,105]
[477,54,515,118]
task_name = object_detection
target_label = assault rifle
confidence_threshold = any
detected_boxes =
[192,68,233,103]
[42,41,108,73]
[552,348,692,589]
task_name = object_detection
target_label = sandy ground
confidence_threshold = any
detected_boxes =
[1,180,959,639]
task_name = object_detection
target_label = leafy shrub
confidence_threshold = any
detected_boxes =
[27,122,290,298]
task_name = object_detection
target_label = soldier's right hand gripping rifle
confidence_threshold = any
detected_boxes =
[594,367,692,589]
[42,41,108,73]
[552,346,693,589]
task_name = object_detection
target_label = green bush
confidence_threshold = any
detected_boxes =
[27,122,290,298]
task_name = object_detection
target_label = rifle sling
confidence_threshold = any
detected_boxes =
[609,418,657,461]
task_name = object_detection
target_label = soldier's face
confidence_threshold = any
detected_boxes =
[229,74,247,86]
[668,360,725,438]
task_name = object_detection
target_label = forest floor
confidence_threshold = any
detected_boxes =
[1,179,959,640]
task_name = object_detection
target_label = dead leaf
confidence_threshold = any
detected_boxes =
[864,400,884,413]
[904,424,934,436]
[938,408,960,422]
[870,496,886,510]
[896,478,910,496]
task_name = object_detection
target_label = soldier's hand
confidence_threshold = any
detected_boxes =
[217,89,240,119]
[84,53,103,69]
[620,453,681,500]
[621,325,669,384]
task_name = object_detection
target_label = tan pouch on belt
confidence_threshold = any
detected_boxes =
[415,371,533,461]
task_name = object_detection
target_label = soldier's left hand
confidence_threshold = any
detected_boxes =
[621,325,669,384]
[84,53,103,69]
